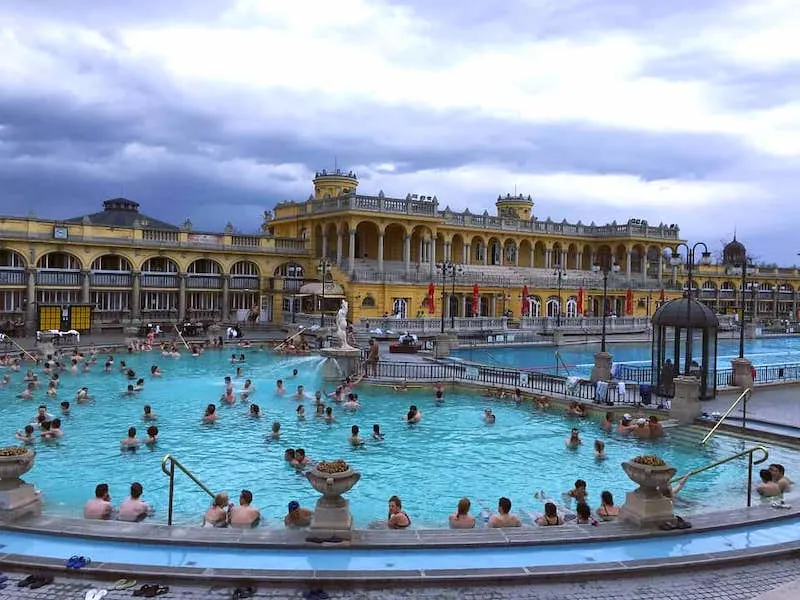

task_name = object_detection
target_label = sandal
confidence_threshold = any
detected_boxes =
[233,586,257,599]
[17,574,37,587]
[659,520,677,531]
[143,585,170,597]
[29,575,54,589]
[134,585,158,597]
[676,516,692,529]
[114,579,138,590]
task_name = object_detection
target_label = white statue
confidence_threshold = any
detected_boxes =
[335,299,356,350]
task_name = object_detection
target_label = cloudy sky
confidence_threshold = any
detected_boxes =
[1,0,798,263]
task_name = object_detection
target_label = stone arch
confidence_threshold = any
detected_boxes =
[551,242,564,268]
[383,223,407,262]
[273,262,305,278]
[614,244,628,271]
[323,223,338,261]
[581,244,593,270]
[701,280,717,291]
[410,224,434,264]
[596,244,613,267]
[565,243,579,270]
[361,294,376,308]
[36,251,82,270]
[529,295,542,317]
[565,296,578,317]
[313,224,324,259]
[141,256,179,273]
[0,248,27,268]
[487,236,503,266]
[231,260,260,276]
[720,280,736,291]
[468,234,486,264]
[355,220,381,261]
[533,241,546,268]
[188,258,222,274]
[451,233,465,264]
[502,237,517,265]
[89,254,132,272]
[518,239,533,268]
[631,243,647,274]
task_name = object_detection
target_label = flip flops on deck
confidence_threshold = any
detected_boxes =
[659,515,692,530]
[85,589,108,600]
[114,579,138,590]
[232,586,257,599]
[66,555,92,569]
[133,584,170,597]
[18,573,54,589]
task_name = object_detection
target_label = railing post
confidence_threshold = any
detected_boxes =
[742,390,748,432]
[167,459,175,526]
[746,452,753,508]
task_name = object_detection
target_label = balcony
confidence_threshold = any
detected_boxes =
[141,273,179,288]
[186,275,222,289]
[90,272,132,287]
[0,269,25,286]
[275,238,306,252]
[230,276,260,290]
[36,270,81,286]
[142,230,180,244]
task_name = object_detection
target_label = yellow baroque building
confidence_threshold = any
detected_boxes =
[268,169,800,324]
[2,172,800,336]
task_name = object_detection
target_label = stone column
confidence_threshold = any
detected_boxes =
[658,254,664,281]
[336,231,343,264]
[545,248,552,269]
[430,238,436,267]
[626,251,633,280]
[482,245,488,266]
[444,241,451,262]
[221,274,230,323]
[464,244,471,265]
[731,357,754,389]
[81,270,91,304]
[530,247,535,268]
[348,230,356,274]
[322,233,328,260]
[403,235,411,275]
[641,254,647,280]
[577,252,583,270]
[377,232,384,273]
[131,271,141,322]
[490,295,496,316]
[461,296,467,319]
[178,273,187,322]
[590,351,613,383]
[25,268,36,334]
[670,376,701,425]
[590,251,597,267]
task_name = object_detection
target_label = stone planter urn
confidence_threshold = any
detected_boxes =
[619,455,677,527]
[0,447,42,521]
[305,460,361,540]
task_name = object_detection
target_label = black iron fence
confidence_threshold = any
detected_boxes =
[616,362,800,389]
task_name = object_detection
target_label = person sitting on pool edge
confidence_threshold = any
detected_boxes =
[535,502,564,526]
[229,489,261,528]
[449,497,476,529]
[387,495,411,529]
[204,492,232,527]
[488,497,521,528]
[285,500,313,528]
[84,483,113,520]
[118,482,153,522]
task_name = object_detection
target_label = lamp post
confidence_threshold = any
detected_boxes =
[317,259,331,327]
[669,242,712,374]
[436,260,462,333]
[553,262,567,327]
[591,258,620,353]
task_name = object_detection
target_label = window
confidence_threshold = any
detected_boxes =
[546,297,560,317]
[90,255,131,271]
[36,290,80,305]
[188,260,221,274]
[141,291,177,311]
[392,298,408,318]
[274,263,304,278]
[187,291,220,311]
[142,257,178,273]
[361,295,376,308]
[230,291,258,310]
[0,290,23,311]
[92,291,130,312]
[565,298,578,318]
[231,261,259,276]
[0,250,25,268]
[37,253,81,270]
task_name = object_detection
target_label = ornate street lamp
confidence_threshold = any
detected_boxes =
[435,260,462,333]
[317,259,331,327]
[591,257,621,353]
[669,242,713,373]
[553,262,567,327]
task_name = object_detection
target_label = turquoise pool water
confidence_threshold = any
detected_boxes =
[1,349,796,528]
[1,518,799,570]
[453,336,800,377]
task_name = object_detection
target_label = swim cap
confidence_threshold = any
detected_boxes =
[623,413,632,420]
[288,500,300,512]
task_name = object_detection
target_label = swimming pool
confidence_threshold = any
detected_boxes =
[2,349,796,527]
[452,336,800,378]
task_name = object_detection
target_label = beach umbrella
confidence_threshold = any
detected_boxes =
[626,288,633,315]
[427,282,435,314]
[577,286,584,315]
[472,283,480,317]
[521,284,529,316]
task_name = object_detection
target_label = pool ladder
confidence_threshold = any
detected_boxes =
[161,454,215,526]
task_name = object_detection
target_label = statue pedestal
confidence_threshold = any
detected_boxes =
[731,357,754,389]
[319,348,362,381]
[0,483,42,522]
[434,333,456,358]
[305,465,360,542]
[670,376,701,424]
[619,460,676,528]
[590,351,613,383]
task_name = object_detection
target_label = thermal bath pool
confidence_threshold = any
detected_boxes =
[1,348,796,528]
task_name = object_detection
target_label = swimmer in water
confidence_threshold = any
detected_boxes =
[121,427,140,451]
[566,428,582,449]
[483,408,496,424]
[241,379,255,402]
[203,404,218,424]
[350,425,364,446]
[143,405,157,421]
[372,424,384,440]
[275,379,285,395]
[405,405,422,423]
[249,404,261,418]
[145,425,159,445]
[296,405,306,420]
[594,439,606,460]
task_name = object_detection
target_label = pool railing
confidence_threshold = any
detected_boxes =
[161,454,215,526]
[613,362,800,388]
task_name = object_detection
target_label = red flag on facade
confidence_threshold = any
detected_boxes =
[521,284,529,316]
[659,288,665,302]
[427,282,435,314]
[577,286,584,315]
[472,283,480,317]
[626,288,633,315]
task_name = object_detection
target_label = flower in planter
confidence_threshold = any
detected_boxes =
[632,455,667,467]
[0,446,30,457]
[316,459,350,474]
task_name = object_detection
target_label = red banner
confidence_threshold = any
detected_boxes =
[659,288,665,302]
[626,288,633,315]
[427,282,435,315]
[577,287,584,315]
[521,285,529,316]
[472,283,480,317]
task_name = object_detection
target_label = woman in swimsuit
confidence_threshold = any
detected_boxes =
[535,502,564,526]
[387,495,411,529]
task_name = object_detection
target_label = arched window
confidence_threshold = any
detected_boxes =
[142,257,178,273]
[188,259,222,274]
[392,298,408,319]
[565,297,578,318]
[90,255,132,272]
[0,250,25,269]
[361,295,376,308]
[37,252,81,270]
[546,296,560,318]
[231,261,259,276]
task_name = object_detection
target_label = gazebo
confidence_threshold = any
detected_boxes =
[651,298,720,400]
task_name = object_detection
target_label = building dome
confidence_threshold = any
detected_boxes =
[722,236,746,266]
[651,298,719,329]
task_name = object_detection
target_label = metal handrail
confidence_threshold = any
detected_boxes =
[701,387,752,444]
[670,445,768,507]
[161,454,215,526]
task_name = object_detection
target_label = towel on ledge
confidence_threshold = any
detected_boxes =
[617,381,626,397]
[566,376,580,393]
[595,381,609,403]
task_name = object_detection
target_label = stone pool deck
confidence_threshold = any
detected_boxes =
[1,502,799,585]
